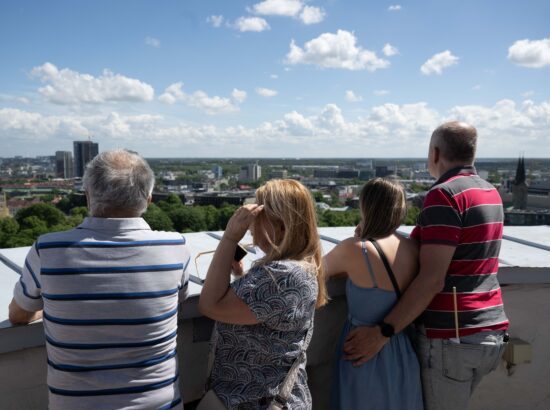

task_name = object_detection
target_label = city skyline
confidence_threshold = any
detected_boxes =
[1,0,549,158]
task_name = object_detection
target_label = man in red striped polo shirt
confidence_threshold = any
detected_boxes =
[344,121,509,410]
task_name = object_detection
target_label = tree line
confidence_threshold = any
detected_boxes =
[0,194,420,248]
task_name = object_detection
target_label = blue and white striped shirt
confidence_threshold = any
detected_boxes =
[13,217,190,410]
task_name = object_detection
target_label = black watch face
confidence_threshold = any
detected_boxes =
[380,322,394,337]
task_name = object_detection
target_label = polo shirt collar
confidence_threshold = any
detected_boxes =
[78,217,152,231]
[433,165,477,187]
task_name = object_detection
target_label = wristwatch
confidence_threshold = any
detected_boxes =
[378,321,395,338]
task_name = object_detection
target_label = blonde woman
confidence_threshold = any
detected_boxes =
[324,178,423,410]
[199,179,327,409]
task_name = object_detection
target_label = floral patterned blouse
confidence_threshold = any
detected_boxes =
[211,260,318,410]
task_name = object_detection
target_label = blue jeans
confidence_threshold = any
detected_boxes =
[412,327,507,410]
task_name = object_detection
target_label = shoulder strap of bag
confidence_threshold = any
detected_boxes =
[270,319,314,409]
[368,239,402,298]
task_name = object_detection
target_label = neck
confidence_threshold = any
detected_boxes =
[91,212,141,218]
[436,162,473,179]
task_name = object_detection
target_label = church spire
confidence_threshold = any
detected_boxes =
[514,155,526,185]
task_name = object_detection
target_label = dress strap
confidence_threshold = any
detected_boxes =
[361,241,378,288]
[368,239,402,298]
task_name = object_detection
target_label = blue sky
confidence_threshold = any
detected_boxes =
[1,0,549,157]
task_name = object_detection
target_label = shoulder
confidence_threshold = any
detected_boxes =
[146,230,186,242]
[37,227,81,244]
[331,236,362,254]
[250,260,316,286]
[394,233,419,258]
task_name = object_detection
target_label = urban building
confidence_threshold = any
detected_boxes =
[193,191,255,207]
[512,156,528,210]
[0,191,8,218]
[55,151,74,179]
[313,168,338,178]
[336,169,359,179]
[375,165,394,178]
[211,165,223,179]
[238,163,261,182]
[505,210,550,225]
[269,169,288,179]
[73,140,99,178]
[528,180,550,196]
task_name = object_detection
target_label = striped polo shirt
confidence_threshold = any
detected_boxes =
[410,166,509,339]
[13,217,190,410]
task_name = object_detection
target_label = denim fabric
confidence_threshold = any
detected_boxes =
[412,327,507,410]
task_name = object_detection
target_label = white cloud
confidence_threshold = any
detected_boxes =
[159,82,244,114]
[231,88,247,103]
[2,99,550,156]
[250,0,325,24]
[145,36,160,48]
[206,15,224,28]
[382,43,399,57]
[0,94,30,104]
[299,6,326,24]
[508,38,550,68]
[270,74,279,79]
[374,90,389,96]
[388,5,402,11]
[30,62,154,104]
[285,30,390,71]
[234,16,270,32]
[472,84,481,91]
[256,87,278,97]
[420,50,459,75]
[251,0,303,17]
[522,90,535,98]
[345,90,363,102]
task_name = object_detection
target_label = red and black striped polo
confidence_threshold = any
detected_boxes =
[410,165,509,339]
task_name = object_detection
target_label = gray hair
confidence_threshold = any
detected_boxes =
[83,149,154,217]
[432,121,477,163]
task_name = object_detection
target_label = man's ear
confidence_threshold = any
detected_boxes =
[147,195,152,205]
[433,146,440,165]
[85,190,91,211]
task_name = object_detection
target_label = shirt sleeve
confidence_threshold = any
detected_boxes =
[13,242,43,312]
[231,263,308,329]
[416,188,462,246]
[179,246,191,301]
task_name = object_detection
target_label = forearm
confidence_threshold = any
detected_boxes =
[384,271,443,333]
[198,236,237,312]
[8,298,43,325]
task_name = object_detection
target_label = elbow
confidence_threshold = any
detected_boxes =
[198,298,213,318]
[429,275,446,294]
[419,271,446,295]
[8,310,29,325]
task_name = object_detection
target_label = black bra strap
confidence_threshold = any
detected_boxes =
[368,239,402,298]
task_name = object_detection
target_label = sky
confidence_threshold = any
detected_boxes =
[0,0,549,158]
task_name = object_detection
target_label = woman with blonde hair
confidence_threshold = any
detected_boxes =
[199,179,327,409]
[325,178,423,409]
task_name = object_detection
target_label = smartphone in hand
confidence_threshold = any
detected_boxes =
[234,244,248,261]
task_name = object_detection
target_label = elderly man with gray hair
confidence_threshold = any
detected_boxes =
[9,149,190,410]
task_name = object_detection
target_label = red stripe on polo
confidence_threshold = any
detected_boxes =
[418,225,461,244]
[461,223,503,243]
[448,258,500,276]
[428,288,504,311]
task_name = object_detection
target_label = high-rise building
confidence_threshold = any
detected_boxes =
[238,163,261,182]
[73,140,99,177]
[212,165,223,179]
[55,151,74,179]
